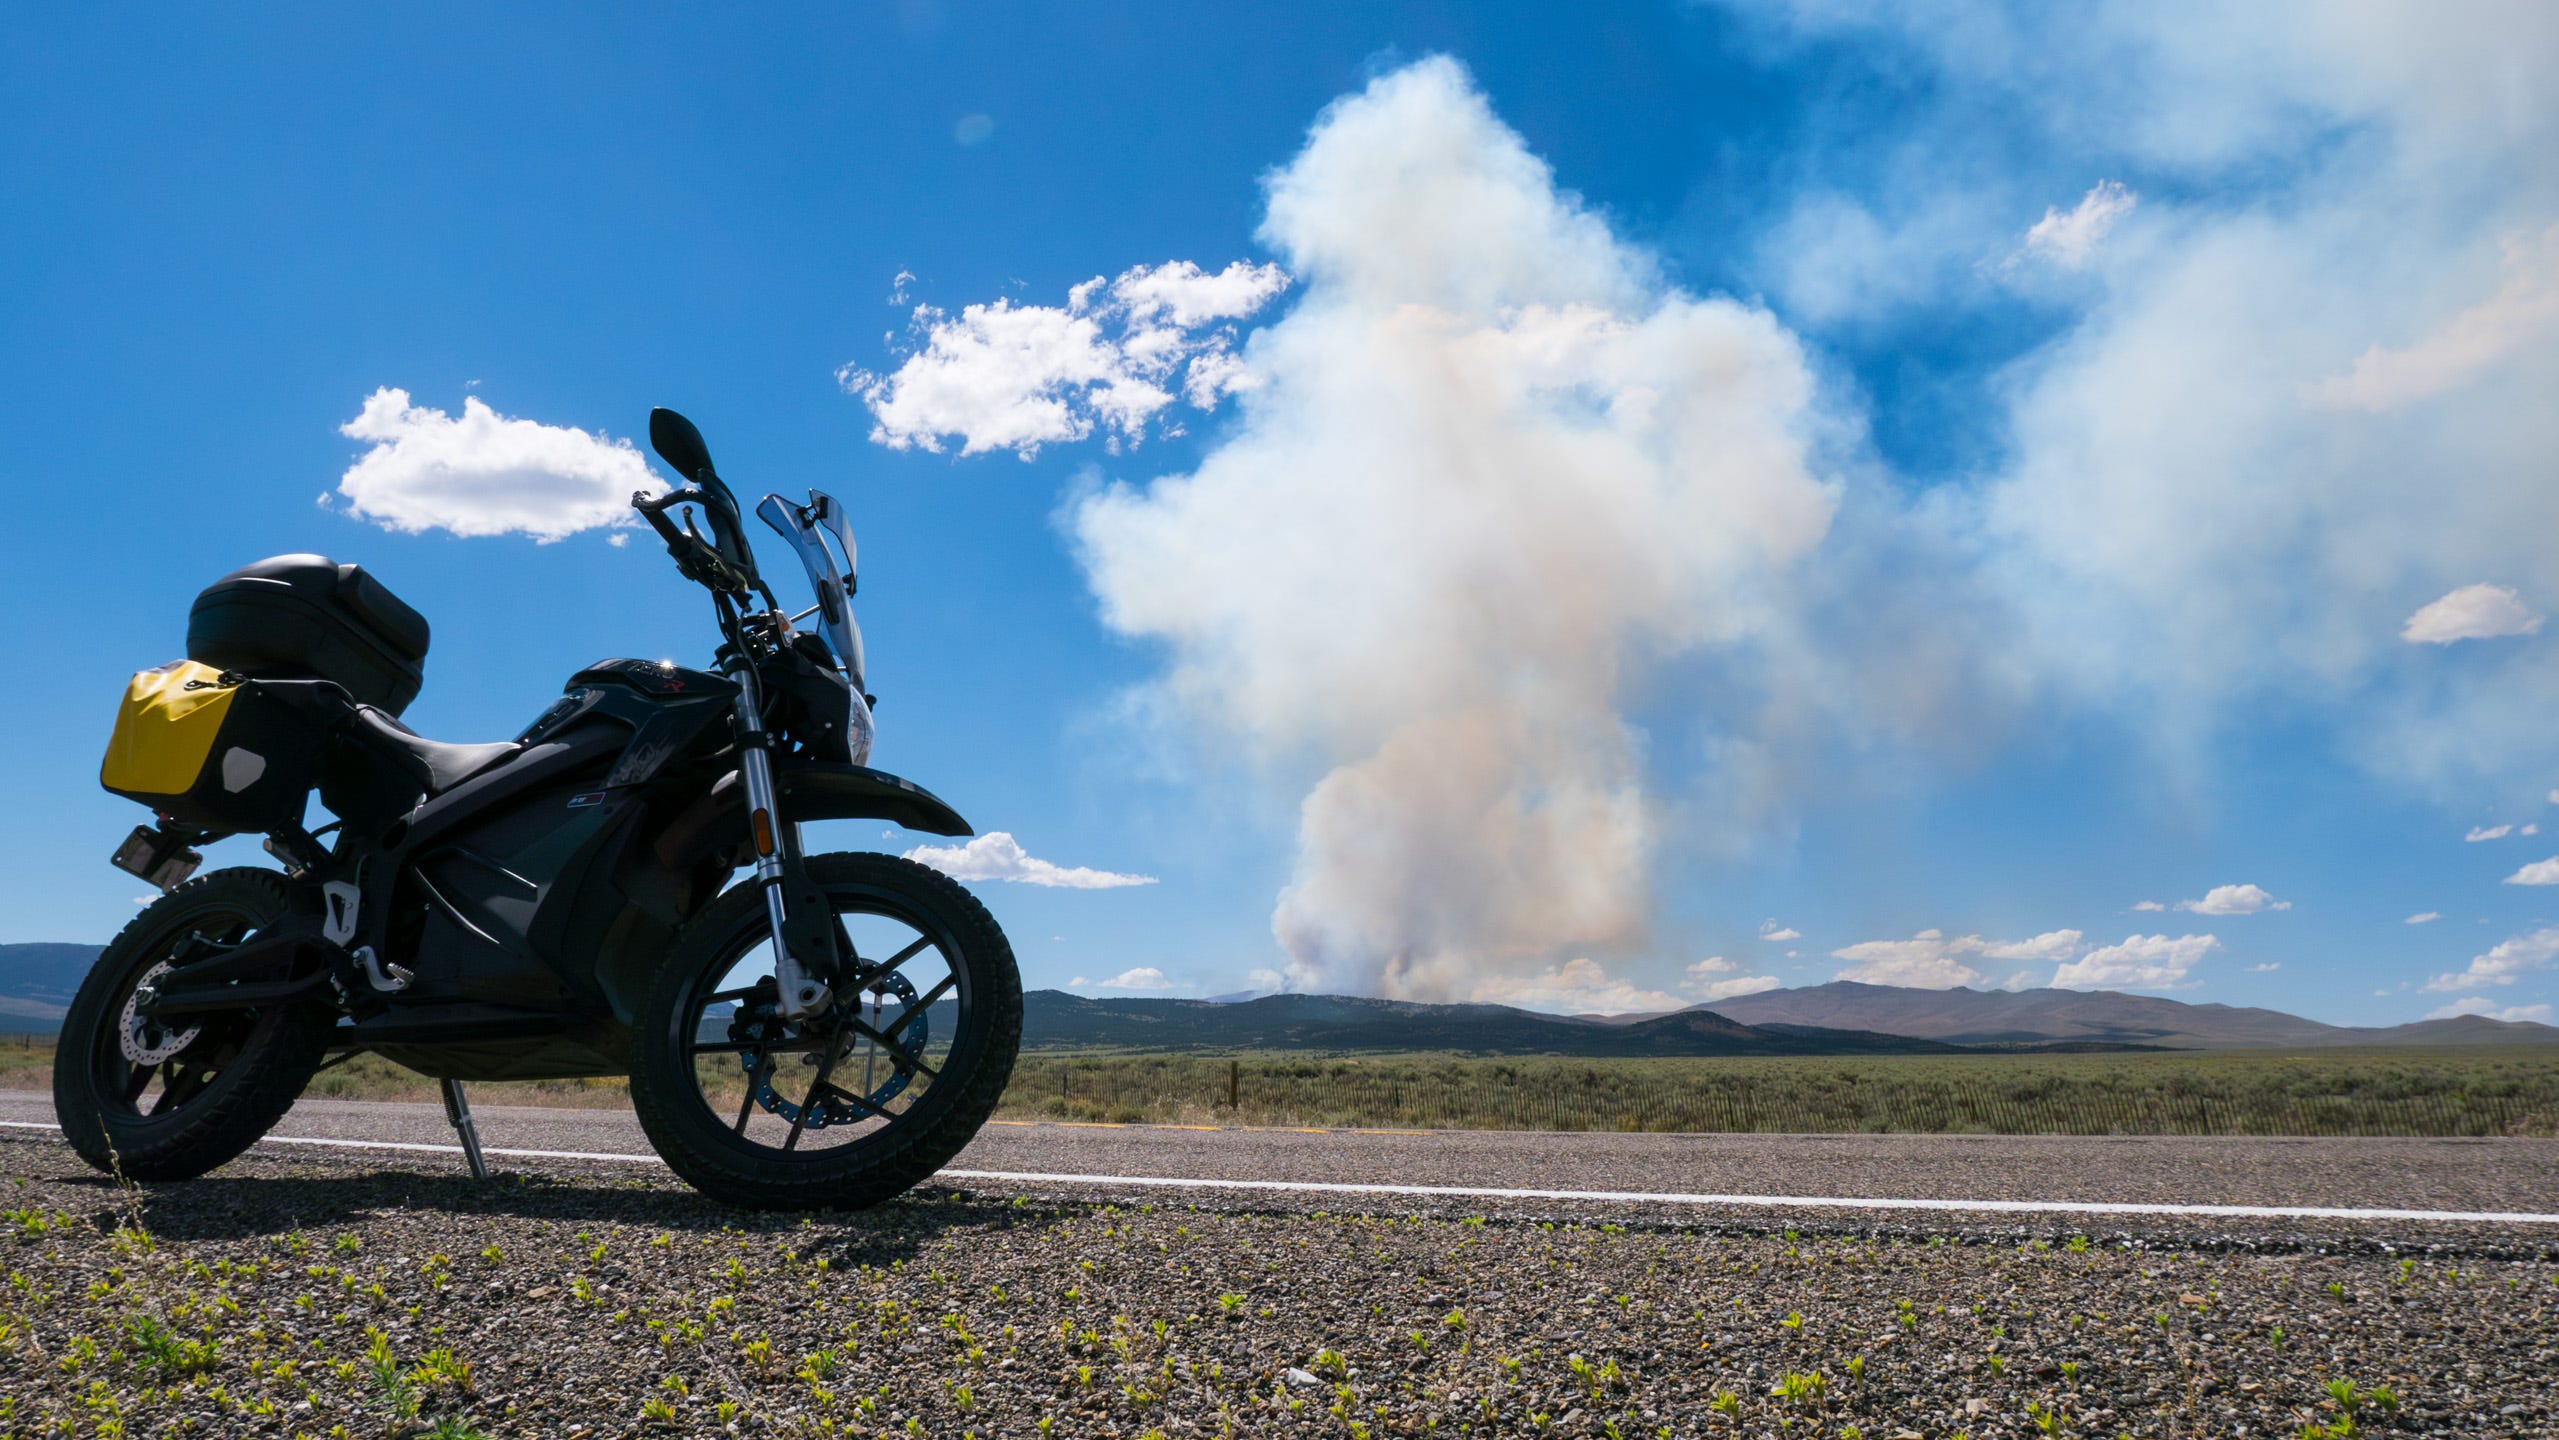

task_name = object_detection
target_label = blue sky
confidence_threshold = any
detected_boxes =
[5,4,2555,1025]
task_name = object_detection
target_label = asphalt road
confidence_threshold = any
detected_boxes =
[6,1090,2555,1231]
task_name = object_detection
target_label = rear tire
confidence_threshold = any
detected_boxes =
[53,868,337,1182]
[629,852,1020,1210]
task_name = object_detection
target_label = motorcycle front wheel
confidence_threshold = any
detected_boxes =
[628,851,1021,1210]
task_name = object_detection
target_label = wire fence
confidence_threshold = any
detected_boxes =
[998,1049,2559,1137]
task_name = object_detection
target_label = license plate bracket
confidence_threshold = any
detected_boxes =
[112,825,202,892]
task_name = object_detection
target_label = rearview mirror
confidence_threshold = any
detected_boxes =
[649,407,717,482]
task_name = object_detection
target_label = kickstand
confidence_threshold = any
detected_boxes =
[439,1078,491,1181]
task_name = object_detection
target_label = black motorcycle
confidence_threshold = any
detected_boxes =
[61,408,1021,1209]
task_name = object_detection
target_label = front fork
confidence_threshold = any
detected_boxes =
[728,660,835,1021]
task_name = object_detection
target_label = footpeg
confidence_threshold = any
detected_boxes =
[354,945,414,993]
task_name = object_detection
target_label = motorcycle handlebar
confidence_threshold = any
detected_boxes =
[633,486,759,595]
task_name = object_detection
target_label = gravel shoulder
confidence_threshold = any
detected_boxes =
[3,1134,2555,1438]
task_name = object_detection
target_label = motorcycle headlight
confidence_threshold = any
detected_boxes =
[846,688,875,768]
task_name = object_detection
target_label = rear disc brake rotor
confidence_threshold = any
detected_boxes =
[118,961,203,1067]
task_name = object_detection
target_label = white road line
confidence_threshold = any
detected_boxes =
[0,1119,662,1165]
[6,1118,2556,1224]
[938,1168,2559,1225]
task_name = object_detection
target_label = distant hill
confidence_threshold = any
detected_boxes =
[0,943,97,1028]
[16,939,2551,1053]
[1703,980,2559,1049]
[1026,990,2025,1056]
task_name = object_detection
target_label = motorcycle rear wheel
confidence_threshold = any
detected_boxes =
[628,851,1021,1210]
[53,868,337,1181]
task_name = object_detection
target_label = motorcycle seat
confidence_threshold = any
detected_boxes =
[346,706,523,794]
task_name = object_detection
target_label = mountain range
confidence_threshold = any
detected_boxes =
[6,943,2552,1053]
[1696,980,2558,1049]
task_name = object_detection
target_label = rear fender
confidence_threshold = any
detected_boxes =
[650,760,971,873]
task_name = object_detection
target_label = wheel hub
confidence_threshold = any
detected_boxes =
[733,969,928,1131]
[118,961,202,1066]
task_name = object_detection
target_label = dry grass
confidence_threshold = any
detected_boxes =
[8,1033,2556,1136]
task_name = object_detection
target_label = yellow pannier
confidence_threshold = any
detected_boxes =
[101,661,319,834]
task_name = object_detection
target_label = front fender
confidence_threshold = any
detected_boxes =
[650,760,973,872]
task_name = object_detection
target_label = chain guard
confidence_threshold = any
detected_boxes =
[733,969,927,1131]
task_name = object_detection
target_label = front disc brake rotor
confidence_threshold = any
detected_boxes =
[119,961,203,1066]
[735,969,926,1132]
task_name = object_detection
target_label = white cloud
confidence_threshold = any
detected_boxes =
[2466,824,2515,841]
[2424,926,2559,991]
[2016,180,2137,270]
[1470,957,1684,1015]
[2424,996,2555,1024]
[2050,933,2221,991]
[2313,224,2559,412]
[334,388,660,541]
[2400,584,2545,645]
[1980,929,2084,961]
[2405,911,2441,925]
[2503,857,2559,886]
[1758,920,1802,941]
[1827,927,2086,988]
[1107,260,1293,328]
[2529,824,2542,836]
[2550,789,2559,805]
[2175,884,2290,916]
[1831,933,1985,989]
[847,261,1288,457]
[1245,967,1287,992]
[900,832,1156,889]
[2247,962,2281,972]
[1744,4,2559,803]
[2131,900,2165,912]
[1684,956,1781,1002]
[1071,967,1174,992]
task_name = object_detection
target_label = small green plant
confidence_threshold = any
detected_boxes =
[640,1396,678,1424]
[1769,1371,1827,1408]
[121,1314,218,1379]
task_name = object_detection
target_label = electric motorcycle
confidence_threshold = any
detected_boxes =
[59,408,1020,1210]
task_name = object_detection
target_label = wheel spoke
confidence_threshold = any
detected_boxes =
[120,1064,155,1105]
[784,1026,857,1152]
[844,1019,938,1079]
[885,974,955,1039]
[857,934,933,987]
[149,1065,198,1115]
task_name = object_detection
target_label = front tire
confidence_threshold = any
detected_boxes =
[629,852,1021,1210]
[53,868,337,1181]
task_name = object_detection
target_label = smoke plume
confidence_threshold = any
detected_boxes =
[1071,60,1837,998]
